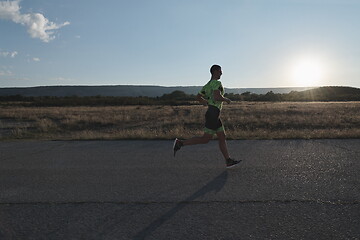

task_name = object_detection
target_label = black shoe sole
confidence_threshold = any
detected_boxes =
[226,160,242,169]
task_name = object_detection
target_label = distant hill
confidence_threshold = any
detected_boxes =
[288,86,360,101]
[1,86,359,105]
[0,85,314,97]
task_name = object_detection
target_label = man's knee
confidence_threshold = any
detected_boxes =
[202,134,213,143]
[204,137,211,143]
[216,131,226,141]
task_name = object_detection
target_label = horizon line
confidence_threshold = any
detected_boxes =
[1,84,356,89]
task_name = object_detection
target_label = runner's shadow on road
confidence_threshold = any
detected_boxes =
[133,171,228,239]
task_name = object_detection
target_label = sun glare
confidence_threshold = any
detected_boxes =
[290,58,324,87]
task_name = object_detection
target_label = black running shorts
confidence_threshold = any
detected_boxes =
[204,105,224,134]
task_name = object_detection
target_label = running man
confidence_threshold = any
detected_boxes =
[173,65,241,168]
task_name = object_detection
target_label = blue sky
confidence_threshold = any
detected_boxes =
[0,0,359,88]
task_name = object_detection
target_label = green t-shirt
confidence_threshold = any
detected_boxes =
[199,79,224,110]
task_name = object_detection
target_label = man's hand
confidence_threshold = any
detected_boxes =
[199,99,208,106]
[225,98,232,104]
[196,94,208,106]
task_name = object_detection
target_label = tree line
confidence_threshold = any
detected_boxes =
[226,86,360,102]
[1,86,359,106]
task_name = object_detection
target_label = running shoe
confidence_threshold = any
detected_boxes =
[226,158,242,168]
[173,138,183,157]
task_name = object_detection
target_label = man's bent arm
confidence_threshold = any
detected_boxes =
[196,93,208,105]
[213,90,231,104]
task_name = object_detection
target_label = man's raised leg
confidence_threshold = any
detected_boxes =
[173,133,213,156]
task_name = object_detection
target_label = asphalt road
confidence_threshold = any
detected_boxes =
[0,139,359,240]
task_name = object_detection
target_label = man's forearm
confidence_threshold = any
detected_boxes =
[196,94,208,105]
[214,95,230,103]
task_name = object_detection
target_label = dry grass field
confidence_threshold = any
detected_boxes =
[1,102,360,140]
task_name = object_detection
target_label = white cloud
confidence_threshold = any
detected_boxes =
[32,57,40,62]
[0,67,13,76]
[0,50,18,58]
[0,0,70,42]
[10,51,17,57]
[0,70,12,76]
[52,77,74,82]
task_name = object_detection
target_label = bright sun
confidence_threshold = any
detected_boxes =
[290,58,324,87]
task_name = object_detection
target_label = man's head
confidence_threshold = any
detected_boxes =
[210,65,222,80]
